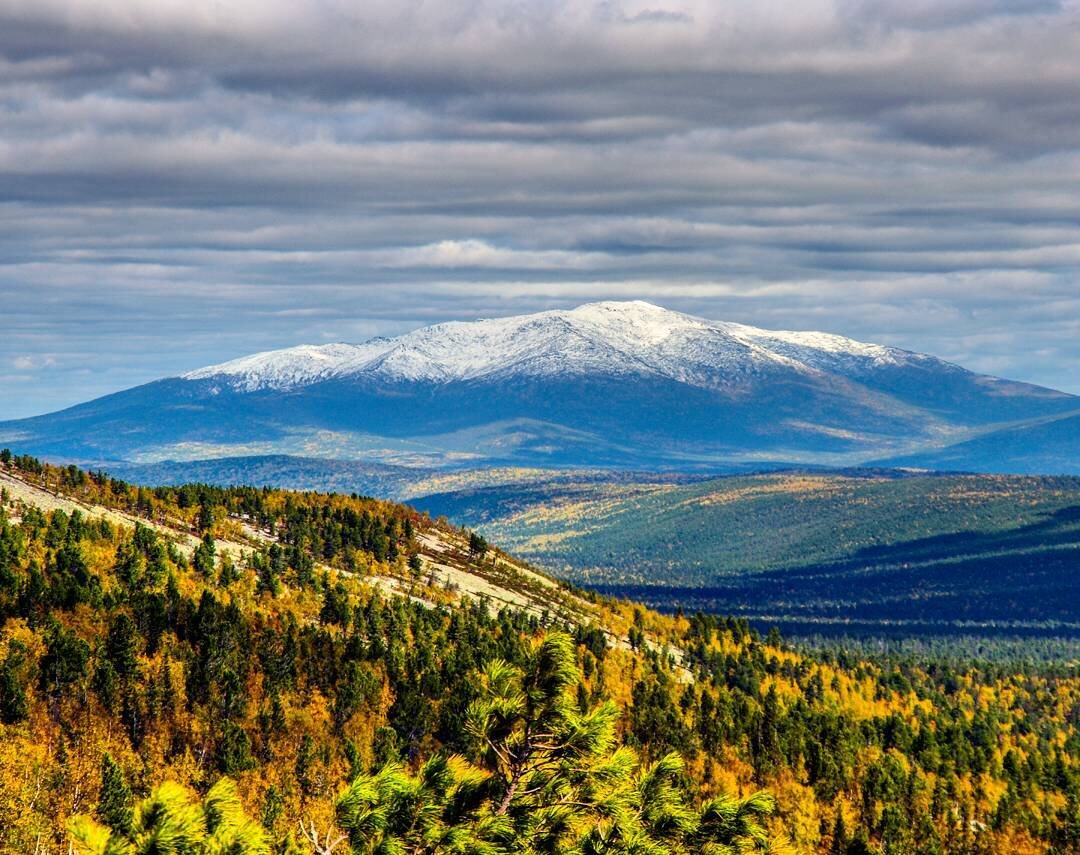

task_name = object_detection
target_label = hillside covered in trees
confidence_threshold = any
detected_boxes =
[1,452,1079,853]
[415,470,1080,638]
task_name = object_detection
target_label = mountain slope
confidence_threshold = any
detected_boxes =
[879,410,1080,474]
[3,455,1080,853]
[413,470,1080,634]
[2,301,1075,469]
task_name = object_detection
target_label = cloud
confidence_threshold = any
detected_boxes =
[0,0,1079,417]
[10,355,56,371]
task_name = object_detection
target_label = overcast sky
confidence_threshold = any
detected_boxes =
[2,0,1080,417]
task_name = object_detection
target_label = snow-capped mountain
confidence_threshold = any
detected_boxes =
[183,301,920,392]
[2,301,1077,471]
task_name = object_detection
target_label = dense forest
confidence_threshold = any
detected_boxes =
[1,452,1079,853]
[415,471,1080,637]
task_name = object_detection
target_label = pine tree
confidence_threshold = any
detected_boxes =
[335,632,776,854]
[105,612,140,680]
[466,632,615,820]
[96,752,133,835]
[218,720,257,774]
[198,502,215,533]
[218,552,240,586]
[0,649,28,724]
[261,785,284,833]
[254,550,281,598]
[113,540,142,589]
[40,619,91,706]
[193,532,216,577]
[70,778,269,855]
[468,531,488,558]
[831,808,849,855]
[296,734,317,800]
[92,658,118,710]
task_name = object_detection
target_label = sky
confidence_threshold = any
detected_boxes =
[2,0,1080,418]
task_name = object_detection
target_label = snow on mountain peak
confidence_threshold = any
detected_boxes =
[183,342,387,391]
[182,301,918,392]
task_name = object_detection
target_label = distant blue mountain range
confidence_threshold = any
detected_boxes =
[2,301,1077,474]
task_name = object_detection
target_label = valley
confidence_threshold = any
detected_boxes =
[413,470,1080,639]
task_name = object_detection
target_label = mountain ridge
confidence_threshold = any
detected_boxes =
[181,300,975,392]
[2,300,1077,472]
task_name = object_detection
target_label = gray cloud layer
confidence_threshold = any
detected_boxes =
[2,0,1079,417]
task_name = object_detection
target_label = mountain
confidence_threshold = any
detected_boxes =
[2,300,1077,470]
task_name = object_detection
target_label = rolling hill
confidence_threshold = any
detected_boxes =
[413,470,1080,636]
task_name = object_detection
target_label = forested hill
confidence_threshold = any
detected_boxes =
[414,470,1080,637]
[1,451,1079,853]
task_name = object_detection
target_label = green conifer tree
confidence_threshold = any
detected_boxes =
[193,532,216,577]
[334,632,776,854]
[831,808,849,855]
[0,649,28,724]
[96,753,133,835]
[70,778,269,855]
